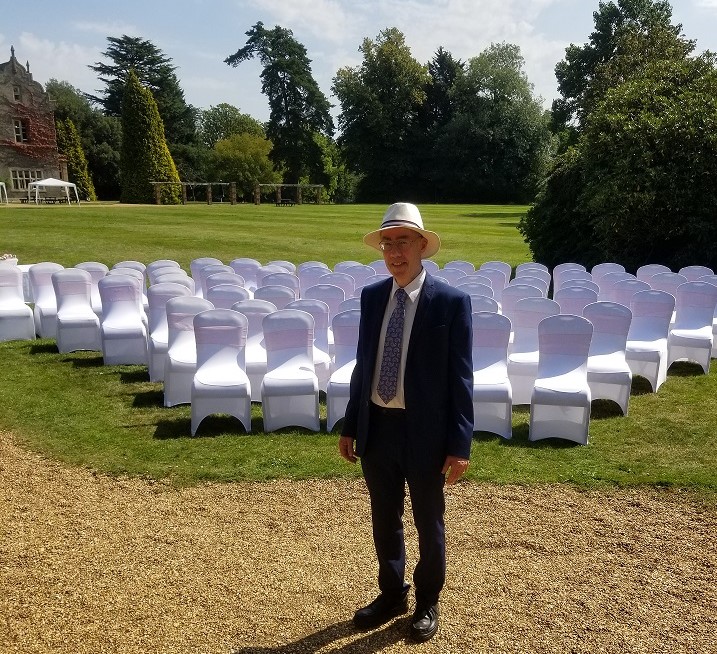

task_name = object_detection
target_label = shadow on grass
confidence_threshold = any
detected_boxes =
[153,413,260,439]
[119,368,150,384]
[29,342,58,355]
[67,354,104,368]
[230,618,406,654]
[132,389,164,408]
[667,361,706,377]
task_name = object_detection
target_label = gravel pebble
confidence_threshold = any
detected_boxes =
[1,430,715,653]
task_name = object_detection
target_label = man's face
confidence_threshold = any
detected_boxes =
[379,228,427,287]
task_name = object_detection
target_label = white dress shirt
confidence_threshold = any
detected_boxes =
[370,268,426,408]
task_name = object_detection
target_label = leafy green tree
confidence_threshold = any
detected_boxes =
[209,133,281,199]
[332,28,429,201]
[120,70,181,204]
[198,103,266,148]
[55,118,97,201]
[521,49,717,271]
[225,22,334,184]
[552,0,686,133]
[89,35,197,146]
[46,79,122,199]
[432,43,553,202]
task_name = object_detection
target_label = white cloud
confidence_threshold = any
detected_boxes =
[73,20,140,36]
[10,33,102,92]
[695,0,717,8]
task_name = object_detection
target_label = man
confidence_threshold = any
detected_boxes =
[339,202,474,642]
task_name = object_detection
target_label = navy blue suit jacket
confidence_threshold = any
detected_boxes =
[342,273,474,470]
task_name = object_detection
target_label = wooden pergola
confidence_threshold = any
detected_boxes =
[150,182,237,205]
[254,183,324,205]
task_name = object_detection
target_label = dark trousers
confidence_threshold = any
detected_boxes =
[361,403,446,607]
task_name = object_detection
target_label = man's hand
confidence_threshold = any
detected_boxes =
[442,455,469,485]
[339,435,358,463]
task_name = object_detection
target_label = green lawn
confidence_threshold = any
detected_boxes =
[2,202,716,493]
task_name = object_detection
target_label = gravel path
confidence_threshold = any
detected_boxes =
[1,430,716,654]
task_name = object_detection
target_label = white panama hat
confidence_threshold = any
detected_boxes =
[363,203,441,259]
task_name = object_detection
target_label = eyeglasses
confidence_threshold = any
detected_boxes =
[379,237,420,252]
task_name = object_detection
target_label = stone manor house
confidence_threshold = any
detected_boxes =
[0,47,65,200]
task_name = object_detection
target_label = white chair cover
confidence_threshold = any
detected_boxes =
[297,261,330,273]
[598,271,635,302]
[163,296,214,406]
[678,265,713,282]
[205,272,245,293]
[625,290,675,391]
[554,269,590,292]
[333,260,362,273]
[552,263,585,291]
[326,309,361,431]
[98,275,148,365]
[507,297,560,404]
[480,261,512,282]
[318,272,356,299]
[336,264,375,289]
[254,285,297,309]
[500,284,543,328]
[152,272,195,294]
[232,298,277,401]
[260,272,300,296]
[299,265,333,295]
[560,279,600,294]
[583,301,633,415]
[52,269,101,353]
[205,284,251,309]
[146,259,180,279]
[469,296,499,314]
[303,284,346,321]
[190,257,223,293]
[285,299,332,391]
[516,262,548,275]
[191,309,252,435]
[422,260,440,274]
[435,268,467,286]
[444,260,475,274]
[229,258,261,291]
[456,282,493,299]
[260,309,320,432]
[471,311,512,438]
[591,262,626,286]
[516,267,551,286]
[196,264,234,298]
[612,279,651,309]
[636,263,671,282]
[29,262,64,337]
[512,275,548,297]
[267,260,296,273]
[74,261,108,318]
[369,259,389,275]
[338,297,362,313]
[667,281,717,373]
[529,314,593,444]
[476,268,508,304]
[554,286,598,316]
[147,282,192,382]
[256,264,289,287]
[462,273,494,288]
[0,266,35,342]
[649,272,688,298]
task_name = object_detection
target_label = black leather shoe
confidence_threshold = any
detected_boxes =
[353,593,409,630]
[409,604,439,642]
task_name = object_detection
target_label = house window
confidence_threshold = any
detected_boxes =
[14,119,28,143]
[13,86,21,101]
[10,169,43,190]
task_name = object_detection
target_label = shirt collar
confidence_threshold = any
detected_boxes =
[391,268,426,304]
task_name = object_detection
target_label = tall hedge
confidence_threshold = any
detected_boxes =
[55,118,97,201]
[120,70,180,204]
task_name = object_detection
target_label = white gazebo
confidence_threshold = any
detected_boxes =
[27,178,80,204]
[0,181,7,204]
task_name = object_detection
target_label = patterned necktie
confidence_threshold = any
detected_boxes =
[377,288,408,403]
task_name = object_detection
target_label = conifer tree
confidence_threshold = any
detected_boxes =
[120,70,180,204]
[55,118,97,201]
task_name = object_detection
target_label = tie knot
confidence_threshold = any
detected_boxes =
[395,288,407,306]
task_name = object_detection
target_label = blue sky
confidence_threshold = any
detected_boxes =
[1,0,715,123]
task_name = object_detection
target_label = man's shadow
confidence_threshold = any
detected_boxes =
[231,618,409,654]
